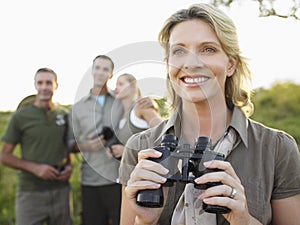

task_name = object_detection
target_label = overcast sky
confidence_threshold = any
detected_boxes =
[1,0,299,110]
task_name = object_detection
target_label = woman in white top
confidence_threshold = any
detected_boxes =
[108,73,162,159]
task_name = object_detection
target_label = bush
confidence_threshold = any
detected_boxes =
[251,81,300,149]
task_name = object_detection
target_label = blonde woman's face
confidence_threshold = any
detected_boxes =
[166,19,236,104]
[115,76,135,100]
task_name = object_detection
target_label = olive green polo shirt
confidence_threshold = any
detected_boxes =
[68,89,123,186]
[1,104,69,191]
[119,106,300,225]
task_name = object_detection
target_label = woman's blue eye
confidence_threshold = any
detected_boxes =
[173,48,184,55]
[204,47,215,53]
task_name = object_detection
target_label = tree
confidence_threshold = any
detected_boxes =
[251,81,300,149]
[210,0,300,19]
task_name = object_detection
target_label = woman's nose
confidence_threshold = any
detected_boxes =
[183,52,204,71]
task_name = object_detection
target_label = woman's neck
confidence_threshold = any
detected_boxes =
[121,97,135,118]
[181,99,232,145]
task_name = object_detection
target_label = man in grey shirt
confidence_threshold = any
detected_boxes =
[68,55,123,225]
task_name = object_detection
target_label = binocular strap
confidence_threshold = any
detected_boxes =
[171,128,237,225]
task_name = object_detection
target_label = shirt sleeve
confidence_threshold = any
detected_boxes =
[1,113,21,144]
[118,120,170,185]
[67,106,76,148]
[119,131,156,185]
[272,131,300,200]
[118,134,141,185]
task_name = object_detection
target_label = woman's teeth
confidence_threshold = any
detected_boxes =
[183,77,208,83]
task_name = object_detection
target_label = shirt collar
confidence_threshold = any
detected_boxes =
[229,106,248,148]
[83,88,115,102]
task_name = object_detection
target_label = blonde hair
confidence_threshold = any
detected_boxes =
[118,73,141,98]
[158,3,253,116]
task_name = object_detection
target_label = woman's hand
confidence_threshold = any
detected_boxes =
[125,149,169,225]
[195,160,260,225]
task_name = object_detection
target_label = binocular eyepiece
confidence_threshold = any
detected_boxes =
[136,134,230,214]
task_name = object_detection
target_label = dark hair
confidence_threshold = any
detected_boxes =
[93,55,114,71]
[35,68,57,83]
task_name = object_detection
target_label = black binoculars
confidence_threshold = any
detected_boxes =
[98,126,122,159]
[97,126,115,141]
[136,134,230,214]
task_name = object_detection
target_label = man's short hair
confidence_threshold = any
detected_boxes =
[35,68,58,82]
[92,55,114,71]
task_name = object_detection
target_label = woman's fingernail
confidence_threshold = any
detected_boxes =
[154,183,161,188]
[194,177,203,183]
[194,176,205,184]
[203,198,212,203]
[154,151,162,156]
[203,161,212,167]
[160,177,167,182]
[162,168,169,174]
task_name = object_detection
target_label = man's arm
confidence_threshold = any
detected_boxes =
[271,194,300,225]
[0,142,59,180]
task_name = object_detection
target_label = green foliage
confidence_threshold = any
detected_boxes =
[154,97,170,119]
[69,155,82,225]
[251,81,300,148]
[0,111,16,225]
[0,162,17,225]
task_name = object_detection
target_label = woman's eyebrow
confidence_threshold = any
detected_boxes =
[169,43,186,48]
[170,41,221,48]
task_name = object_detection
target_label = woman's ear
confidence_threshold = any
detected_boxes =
[227,56,237,77]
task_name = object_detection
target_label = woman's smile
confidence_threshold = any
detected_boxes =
[180,75,210,87]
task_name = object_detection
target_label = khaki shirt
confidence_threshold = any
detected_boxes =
[69,89,123,186]
[119,106,300,225]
